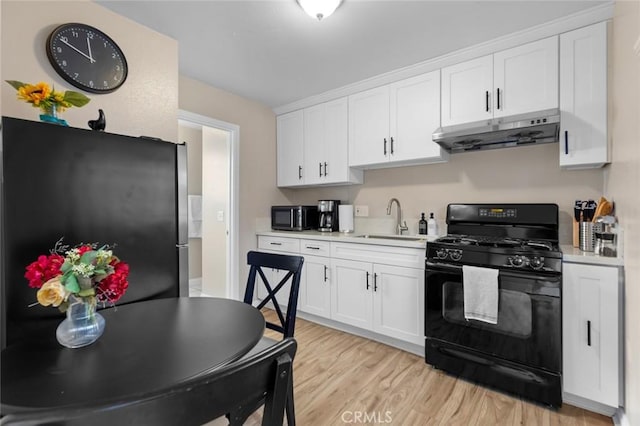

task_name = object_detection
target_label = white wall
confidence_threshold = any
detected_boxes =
[606,1,640,424]
[281,143,604,245]
[201,126,229,297]
[179,75,283,297]
[1,0,178,142]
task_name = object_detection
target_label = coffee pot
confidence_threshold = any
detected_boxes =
[318,200,340,232]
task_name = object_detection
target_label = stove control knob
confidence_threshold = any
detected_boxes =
[529,256,545,270]
[435,249,448,259]
[449,250,463,261]
[508,255,525,267]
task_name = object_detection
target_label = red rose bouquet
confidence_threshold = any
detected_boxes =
[25,239,129,312]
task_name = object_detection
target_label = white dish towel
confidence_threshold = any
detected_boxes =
[463,265,499,324]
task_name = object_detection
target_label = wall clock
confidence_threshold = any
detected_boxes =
[46,23,128,94]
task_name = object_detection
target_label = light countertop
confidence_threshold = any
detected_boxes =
[561,245,624,267]
[256,230,438,249]
[259,232,624,266]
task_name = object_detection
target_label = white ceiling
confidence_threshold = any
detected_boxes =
[97,0,609,109]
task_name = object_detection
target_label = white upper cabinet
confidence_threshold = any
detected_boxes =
[349,71,448,168]
[559,21,608,169]
[348,85,390,166]
[303,97,363,186]
[441,36,559,127]
[441,55,494,126]
[278,97,362,188]
[276,110,304,187]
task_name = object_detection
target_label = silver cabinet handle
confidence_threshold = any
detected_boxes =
[298,165,302,180]
[383,138,387,156]
[390,137,394,155]
[269,242,282,246]
[373,273,378,291]
[366,271,370,290]
[324,161,328,176]
[305,246,320,250]
[319,162,323,177]
[323,265,328,282]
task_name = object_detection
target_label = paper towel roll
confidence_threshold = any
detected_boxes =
[339,205,354,233]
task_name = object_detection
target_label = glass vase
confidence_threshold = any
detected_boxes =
[56,297,105,348]
[39,103,68,126]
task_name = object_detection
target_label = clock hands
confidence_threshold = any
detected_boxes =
[60,38,95,63]
[86,36,94,63]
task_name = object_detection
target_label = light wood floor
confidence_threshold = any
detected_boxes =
[215,309,613,426]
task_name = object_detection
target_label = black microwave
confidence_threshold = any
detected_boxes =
[271,206,318,231]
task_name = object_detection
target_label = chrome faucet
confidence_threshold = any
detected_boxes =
[387,198,408,235]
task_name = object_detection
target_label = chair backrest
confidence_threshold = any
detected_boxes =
[0,338,298,426]
[244,251,304,338]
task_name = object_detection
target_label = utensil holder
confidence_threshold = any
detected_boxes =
[579,222,595,252]
[579,222,603,252]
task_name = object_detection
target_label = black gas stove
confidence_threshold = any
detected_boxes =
[425,203,563,407]
[428,234,562,273]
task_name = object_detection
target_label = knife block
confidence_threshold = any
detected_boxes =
[573,219,579,247]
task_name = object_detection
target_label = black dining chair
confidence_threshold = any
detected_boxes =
[0,338,297,426]
[241,250,304,426]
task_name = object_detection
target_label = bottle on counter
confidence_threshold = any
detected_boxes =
[427,212,437,236]
[419,212,427,235]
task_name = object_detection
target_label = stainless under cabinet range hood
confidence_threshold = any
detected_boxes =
[432,109,560,153]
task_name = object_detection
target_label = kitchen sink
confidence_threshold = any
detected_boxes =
[354,234,427,242]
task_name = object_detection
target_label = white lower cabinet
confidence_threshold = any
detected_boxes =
[331,258,424,345]
[257,235,425,347]
[562,262,621,409]
[300,254,331,319]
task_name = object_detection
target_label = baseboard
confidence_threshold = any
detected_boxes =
[613,408,630,426]
[296,311,424,356]
[189,277,202,289]
[563,392,618,417]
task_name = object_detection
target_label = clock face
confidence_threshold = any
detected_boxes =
[46,23,128,94]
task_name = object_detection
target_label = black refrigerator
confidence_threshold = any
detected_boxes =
[0,117,188,348]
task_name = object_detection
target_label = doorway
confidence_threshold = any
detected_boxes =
[178,110,240,299]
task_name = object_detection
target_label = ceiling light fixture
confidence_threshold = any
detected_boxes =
[297,0,343,21]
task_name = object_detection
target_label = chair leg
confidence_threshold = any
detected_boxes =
[285,369,295,426]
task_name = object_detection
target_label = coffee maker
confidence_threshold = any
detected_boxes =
[318,200,340,232]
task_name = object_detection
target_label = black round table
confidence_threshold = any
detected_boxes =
[1,297,265,413]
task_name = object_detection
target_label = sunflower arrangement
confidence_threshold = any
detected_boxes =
[5,80,90,113]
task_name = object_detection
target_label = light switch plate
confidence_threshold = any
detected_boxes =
[354,205,368,217]
[217,210,224,221]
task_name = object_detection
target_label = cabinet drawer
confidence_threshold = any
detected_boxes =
[258,236,300,253]
[331,242,424,269]
[300,239,331,257]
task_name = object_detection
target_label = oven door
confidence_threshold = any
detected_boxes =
[425,261,561,372]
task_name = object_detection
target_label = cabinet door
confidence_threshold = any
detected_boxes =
[560,22,608,169]
[372,264,424,345]
[563,263,619,407]
[323,97,349,183]
[276,110,304,187]
[389,71,447,163]
[441,55,493,126]
[300,255,331,318]
[303,103,325,185]
[493,36,558,118]
[348,86,390,167]
[331,259,373,329]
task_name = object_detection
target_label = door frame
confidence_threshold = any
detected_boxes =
[178,109,240,299]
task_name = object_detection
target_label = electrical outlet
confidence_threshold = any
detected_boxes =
[354,205,369,217]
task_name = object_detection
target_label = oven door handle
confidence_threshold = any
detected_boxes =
[426,261,561,282]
